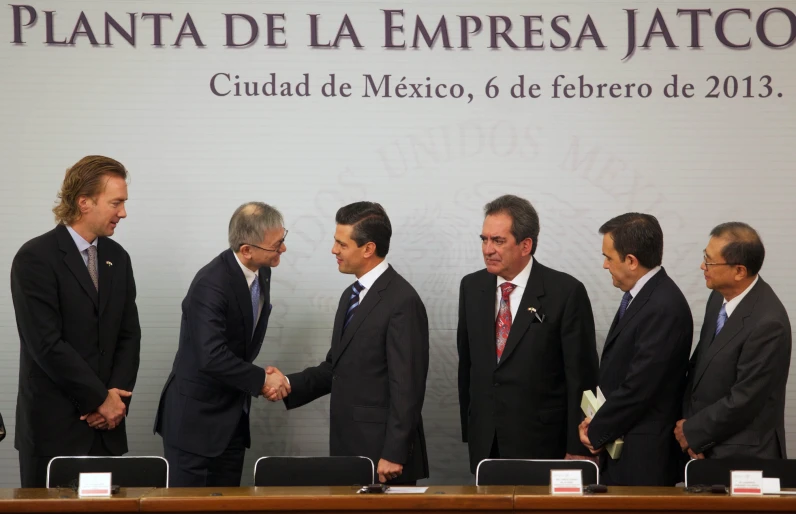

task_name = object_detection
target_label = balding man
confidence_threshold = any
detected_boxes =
[154,202,291,486]
[677,222,791,459]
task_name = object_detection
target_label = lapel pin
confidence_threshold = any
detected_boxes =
[106,261,113,266]
[528,307,545,323]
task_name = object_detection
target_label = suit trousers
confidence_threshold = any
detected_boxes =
[19,431,113,488]
[164,413,248,487]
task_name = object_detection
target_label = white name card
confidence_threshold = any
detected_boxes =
[730,470,763,496]
[550,469,583,495]
[78,472,112,497]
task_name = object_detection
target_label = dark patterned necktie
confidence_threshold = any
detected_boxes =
[618,291,632,319]
[87,245,98,291]
[343,281,364,332]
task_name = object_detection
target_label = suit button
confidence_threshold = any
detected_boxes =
[494,382,500,387]
[333,375,337,381]
[100,350,105,356]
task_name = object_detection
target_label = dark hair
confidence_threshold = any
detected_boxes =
[335,201,392,258]
[483,195,540,255]
[599,213,663,269]
[53,155,128,225]
[710,222,765,275]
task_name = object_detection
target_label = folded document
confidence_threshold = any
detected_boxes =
[581,389,623,460]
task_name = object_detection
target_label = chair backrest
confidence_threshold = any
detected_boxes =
[47,456,169,488]
[254,456,374,486]
[476,459,599,486]
[685,458,796,488]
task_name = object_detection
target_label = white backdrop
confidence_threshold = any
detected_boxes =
[1,0,795,486]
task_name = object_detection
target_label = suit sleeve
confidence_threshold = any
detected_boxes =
[187,280,265,396]
[381,293,430,464]
[457,278,471,443]
[10,248,108,414]
[588,305,692,448]
[283,348,334,409]
[684,316,791,453]
[561,281,599,455]
[108,252,141,412]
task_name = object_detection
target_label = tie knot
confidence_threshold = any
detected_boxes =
[622,291,632,303]
[719,303,727,317]
[351,281,364,295]
[499,282,516,300]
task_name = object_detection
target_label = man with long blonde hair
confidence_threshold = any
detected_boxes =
[11,155,141,487]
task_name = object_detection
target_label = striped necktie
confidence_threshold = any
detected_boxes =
[343,281,364,332]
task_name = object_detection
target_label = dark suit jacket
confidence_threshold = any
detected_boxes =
[586,268,693,486]
[457,260,599,473]
[683,278,791,459]
[11,224,141,456]
[284,265,430,483]
[154,249,270,458]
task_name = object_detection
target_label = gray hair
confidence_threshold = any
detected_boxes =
[228,202,284,251]
[484,195,540,255]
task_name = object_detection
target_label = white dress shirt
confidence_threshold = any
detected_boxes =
[66,225,98,267]
[355,260,390,302]
[233,252,263,324]
[724,275,759,318]
[495,258,533,321]
[626,266,662,306]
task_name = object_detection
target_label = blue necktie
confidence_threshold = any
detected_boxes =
[715,303,727,336]
[618,291,632,319]
[343,281,364,331]
[250,276,260,330]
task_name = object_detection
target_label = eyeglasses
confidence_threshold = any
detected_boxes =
[702,251,739,267]
[241,229,288,253]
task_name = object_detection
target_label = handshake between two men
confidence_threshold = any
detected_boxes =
[262,366,291,401]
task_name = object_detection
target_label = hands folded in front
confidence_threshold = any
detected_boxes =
[80,388,132,430]
[263,366,291,401]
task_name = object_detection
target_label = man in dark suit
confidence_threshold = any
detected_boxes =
[268,202,429,484]
[11,156,141,487]
[578,213,693,486]
[676,222,791,459]
[458,195,599,474]
[154,202,291,487]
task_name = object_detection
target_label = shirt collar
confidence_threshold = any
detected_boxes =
[66,225,98,253]
[724,275,759,318]
[233,251,259,288]
[357,260,390,291]
[496,257,534,289]
[628,266,662,299]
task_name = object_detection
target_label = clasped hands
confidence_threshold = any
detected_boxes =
[80,388,131,431]
[263,366,291,401]
[674,419,704,460]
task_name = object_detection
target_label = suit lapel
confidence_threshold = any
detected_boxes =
[247,268,271,361]
[497,262,545,368]
[223,250,254,342]
[602,268,666,352]
[332,265,395,366]
[56,225,98,308]
[97,237,115,317]
[692,283,761,390]
[478,273,498,366]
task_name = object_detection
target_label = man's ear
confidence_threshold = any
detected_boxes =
[625,253,639,271]
[362,241,377,259]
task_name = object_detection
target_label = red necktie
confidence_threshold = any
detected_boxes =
[496,282,516,361]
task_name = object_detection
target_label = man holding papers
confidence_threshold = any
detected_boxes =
[579,213,692,486]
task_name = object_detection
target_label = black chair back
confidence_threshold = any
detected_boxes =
[254,456,374,486]
[476,459,599,486]
[47,456,169,488]
[685,458,796,487]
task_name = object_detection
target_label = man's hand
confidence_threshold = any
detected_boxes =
[565,453,599,464]
[578,418,602,455]
[95,388,132,430]
[674,419,689,451]
[263,366,291,401]
[377,458,403,483]
[80,412,109,430]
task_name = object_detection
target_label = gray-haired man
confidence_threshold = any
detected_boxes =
[154,202,291,487]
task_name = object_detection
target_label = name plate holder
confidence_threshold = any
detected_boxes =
[78,472,112,497]
[550,469,583,495]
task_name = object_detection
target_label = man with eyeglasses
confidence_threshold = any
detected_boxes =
[676,222,791,460]
[154,202,291,486]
